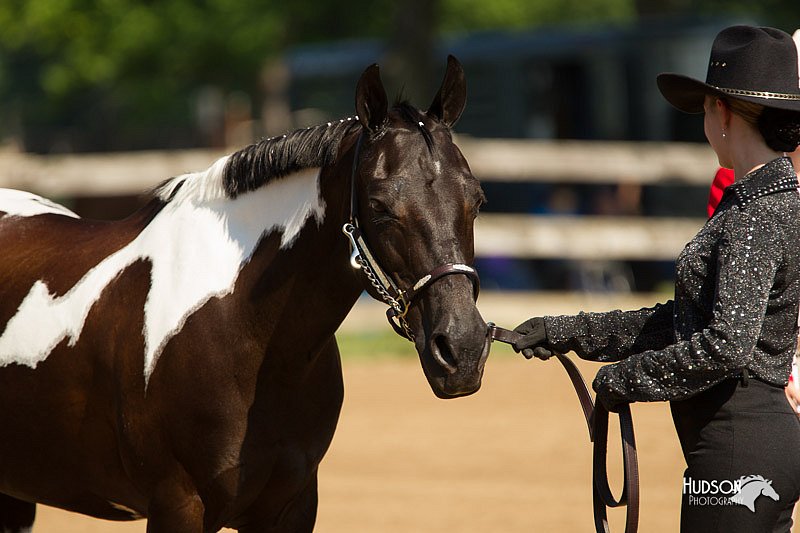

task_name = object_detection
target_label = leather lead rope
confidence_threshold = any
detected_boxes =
[488,324,639,533]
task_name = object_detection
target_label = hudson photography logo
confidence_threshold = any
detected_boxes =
[684,475,780,512]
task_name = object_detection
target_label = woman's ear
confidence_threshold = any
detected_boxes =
[715,97,732,131]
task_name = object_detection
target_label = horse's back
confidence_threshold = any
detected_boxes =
[0,188,111,274]
[0,188,162,289]
[0,188,80,219]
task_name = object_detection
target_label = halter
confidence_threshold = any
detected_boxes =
[342,130,480,341]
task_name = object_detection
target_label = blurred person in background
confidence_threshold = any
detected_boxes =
[513,26,800,532]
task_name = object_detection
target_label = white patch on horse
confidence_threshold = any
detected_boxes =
[0,189,79,218]
[0,160,325,385]
[108,500,144,519]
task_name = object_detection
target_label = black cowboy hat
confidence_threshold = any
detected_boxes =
[657,25,800,114]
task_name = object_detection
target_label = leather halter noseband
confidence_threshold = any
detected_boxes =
[342,130,480,341]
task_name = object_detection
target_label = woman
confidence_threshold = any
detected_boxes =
[514,26,800,531]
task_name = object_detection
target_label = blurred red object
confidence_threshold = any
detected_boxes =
[707,167,734,217]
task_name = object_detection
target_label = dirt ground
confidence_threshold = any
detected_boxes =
[34,356,685,532]
[31,293,700,532]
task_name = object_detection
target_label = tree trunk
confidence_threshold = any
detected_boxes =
[384,0,439,106]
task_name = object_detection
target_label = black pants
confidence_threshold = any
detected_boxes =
[671,377,800,532]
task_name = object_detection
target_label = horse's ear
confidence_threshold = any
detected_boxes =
[355,64,388,134]
[427,55,466,127]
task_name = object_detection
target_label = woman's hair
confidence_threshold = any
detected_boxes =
[758,107,800,152]
[721,97,800,152]
[725,98,763,124]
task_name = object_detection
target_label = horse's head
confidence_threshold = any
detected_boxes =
[349,56,489,398]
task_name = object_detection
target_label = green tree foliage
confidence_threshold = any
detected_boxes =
[0,0,292,150]
[0,0,402,151]
[0,0,797,152]
[439,0,636,32]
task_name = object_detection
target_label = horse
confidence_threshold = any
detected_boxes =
[0,56,489,532]
[729,475,781,512]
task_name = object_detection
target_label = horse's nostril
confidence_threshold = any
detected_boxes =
[431,334,458,374]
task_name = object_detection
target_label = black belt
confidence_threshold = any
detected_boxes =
[738,368,750,387]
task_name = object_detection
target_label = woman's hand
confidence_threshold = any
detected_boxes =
[512,317,554,360]
[593,365,629,413]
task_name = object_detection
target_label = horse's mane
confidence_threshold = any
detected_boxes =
[156,117,361,203]
[222,117,362,198]
[155,101,435,205]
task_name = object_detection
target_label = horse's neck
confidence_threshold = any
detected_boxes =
[211,165,361,342]
[85,164,353,383]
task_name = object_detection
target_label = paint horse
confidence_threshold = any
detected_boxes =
[0,56,489,532]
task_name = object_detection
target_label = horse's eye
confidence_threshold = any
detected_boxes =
[369,199,394,217]
[369,199,397,225]
[369,198,397,218]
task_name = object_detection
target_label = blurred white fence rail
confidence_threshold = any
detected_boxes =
[475,215,702,260]
[0,139,712,260]
[0,148,229,197]
[456,137,718,185]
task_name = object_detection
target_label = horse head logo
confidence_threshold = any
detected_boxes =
[729,475,780,512]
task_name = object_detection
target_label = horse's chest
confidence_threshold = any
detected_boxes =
[144,353,344,521]
[196,401,341,528]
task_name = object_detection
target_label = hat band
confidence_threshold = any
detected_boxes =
[712,85,800,101]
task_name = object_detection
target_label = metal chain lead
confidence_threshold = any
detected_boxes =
[354,254,415,340]
[355,254,402,311]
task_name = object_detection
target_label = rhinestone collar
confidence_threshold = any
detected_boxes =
[725,157,799,208]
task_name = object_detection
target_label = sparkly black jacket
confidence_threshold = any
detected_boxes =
[544,157,800,405]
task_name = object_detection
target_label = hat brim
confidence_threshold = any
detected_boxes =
[657,73,723,114]
[657,72,800,114]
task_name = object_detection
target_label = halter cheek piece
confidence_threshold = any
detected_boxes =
[342,131,480,341]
